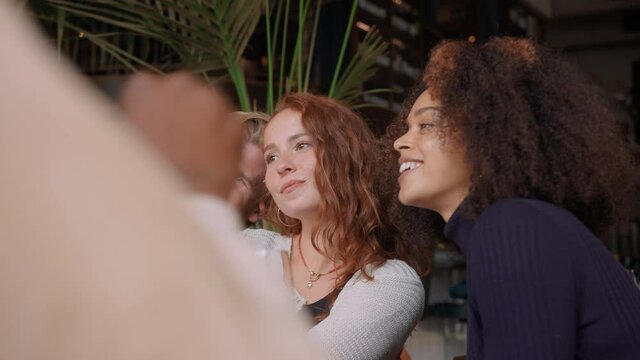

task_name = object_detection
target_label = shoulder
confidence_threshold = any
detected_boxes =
[240,228,284,243]
[344,260,424,300]
[315,259,425,358]
[366,259,422,282]
[475,198,586,241]
[240,229,290,255]
[469,198,583,266]
[323,259,425,329]
[480,198,578,225]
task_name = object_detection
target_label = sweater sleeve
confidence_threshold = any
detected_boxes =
[467,199,576,360]
[309,260,425,360]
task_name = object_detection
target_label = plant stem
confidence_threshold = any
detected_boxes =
[264,0,274,113]
[296,0,304,91]
[209,3,253,112]
[287,0,310,93]
[278,0,291,99]
[328,0,357,98]
[228,61,251,111]
[272,0,284,67]
[56,8,66,62]
[303,0,322,92]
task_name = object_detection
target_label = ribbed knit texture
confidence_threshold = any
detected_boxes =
[241,229,425,360]
[445,198,640,360]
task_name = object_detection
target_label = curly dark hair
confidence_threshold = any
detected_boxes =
[382,37,639,236]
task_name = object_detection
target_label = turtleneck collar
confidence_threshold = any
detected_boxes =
[443,201,475,255]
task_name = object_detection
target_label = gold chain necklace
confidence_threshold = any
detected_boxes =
[297,234,343,288]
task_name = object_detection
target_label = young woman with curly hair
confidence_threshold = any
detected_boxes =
[242,93,425,360]
[390,37,640,359]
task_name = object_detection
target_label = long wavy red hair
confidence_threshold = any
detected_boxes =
[263,94,418,295]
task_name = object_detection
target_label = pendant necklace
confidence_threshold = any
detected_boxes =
[297,234,343,288]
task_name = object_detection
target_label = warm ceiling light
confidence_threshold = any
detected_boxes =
[391,38,406,49]
[468,35,477,43]
[356,21,371,32]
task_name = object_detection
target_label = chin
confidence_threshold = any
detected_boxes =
[398,190,418,207]
[279,203,318,220]
[277,204,298,218]
[400,189,438,211]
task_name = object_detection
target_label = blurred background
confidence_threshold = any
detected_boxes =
[26,1,640,358]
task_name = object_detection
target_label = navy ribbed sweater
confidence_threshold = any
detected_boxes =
[444,198,640,359]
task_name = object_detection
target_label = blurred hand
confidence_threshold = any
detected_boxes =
[120,72,242,198]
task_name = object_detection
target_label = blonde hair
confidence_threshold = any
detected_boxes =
[233,111,269,145]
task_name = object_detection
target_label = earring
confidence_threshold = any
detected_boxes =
[277,208,298,227]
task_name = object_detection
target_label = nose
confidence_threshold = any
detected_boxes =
[275,153,296,176]
[393,131,413,152]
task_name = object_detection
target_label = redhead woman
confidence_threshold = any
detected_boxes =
[243,93,425,360]
[388,37,640,359]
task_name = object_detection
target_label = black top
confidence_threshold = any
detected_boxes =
[445,198,640,360]
[302,295,331,325]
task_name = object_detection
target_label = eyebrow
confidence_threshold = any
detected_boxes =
[263,132,310,153]
[413,106,440,117]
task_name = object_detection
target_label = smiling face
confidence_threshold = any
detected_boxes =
[393,90,472,220]
[263,108,321,221]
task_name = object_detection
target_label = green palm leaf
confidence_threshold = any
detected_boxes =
[331,26,389,107]
[46,0,262,111]
[41,0,390,112]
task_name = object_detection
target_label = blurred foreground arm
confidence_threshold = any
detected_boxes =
[0,3,321,360]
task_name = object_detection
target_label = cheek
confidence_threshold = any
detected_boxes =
[302,163,320,192]
[299,153,318,176]
[429,144,471,189]
[449,155,472,188]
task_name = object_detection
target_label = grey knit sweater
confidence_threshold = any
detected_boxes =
[241,229,425,360]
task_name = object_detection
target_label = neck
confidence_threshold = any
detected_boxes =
[440,206,457,222]
[297,220,336,272]
[436,190,468,223]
